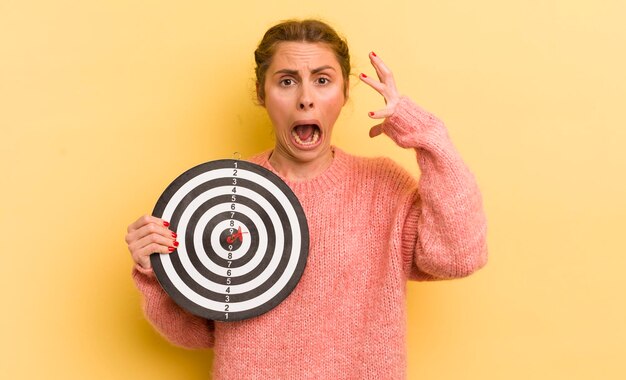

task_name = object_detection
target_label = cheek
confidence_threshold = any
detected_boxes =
[264,98,291,135]
[324,91,345,117]
[264,92,285,117]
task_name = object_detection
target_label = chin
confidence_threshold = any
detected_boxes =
[284,144,319,161]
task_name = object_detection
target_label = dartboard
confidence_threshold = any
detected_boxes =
[151,159,309,322]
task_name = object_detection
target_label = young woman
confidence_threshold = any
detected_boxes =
[125,19,488,379]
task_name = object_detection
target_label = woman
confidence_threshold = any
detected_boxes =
[126,19,487,379]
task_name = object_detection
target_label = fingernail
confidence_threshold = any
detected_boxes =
[360,73,367,78]
[371,51,377,57]
[163,221,170,227]
[168,247,175,252]
[368,112,375,117]
[172,232,177,238]
[173,241,179,247]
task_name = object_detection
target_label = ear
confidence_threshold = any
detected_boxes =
[256,82,265,106]
[343,78,350,105]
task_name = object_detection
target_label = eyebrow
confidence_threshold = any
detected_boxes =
[273,65,336,76]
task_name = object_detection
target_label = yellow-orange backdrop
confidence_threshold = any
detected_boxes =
[2,0,625,379]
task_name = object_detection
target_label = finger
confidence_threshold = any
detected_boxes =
[369,124,384,138]
[132,242,176,270]
[368,107,395,120]
[369,54,401,103]
[128,232,178,256]
[126,220,176,246]
[369,52,394,82]
[360,73,399,108]
[359,73,386,96]
[127,214,170,233]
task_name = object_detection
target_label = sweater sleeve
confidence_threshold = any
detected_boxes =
[132,265,215,349]
[383,97,488,280]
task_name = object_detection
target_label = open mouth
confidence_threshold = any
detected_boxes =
[291,123,321,147]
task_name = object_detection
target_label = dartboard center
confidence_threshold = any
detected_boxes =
[219,227,245,252]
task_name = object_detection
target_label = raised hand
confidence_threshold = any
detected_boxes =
[359,51,401,138]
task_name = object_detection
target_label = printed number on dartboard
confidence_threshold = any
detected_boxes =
[224,160,238,320]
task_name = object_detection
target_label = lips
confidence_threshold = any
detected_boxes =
[290,120,322,148]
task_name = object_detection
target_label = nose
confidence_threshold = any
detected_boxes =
[298,85,314,111]
[298,101,313,110]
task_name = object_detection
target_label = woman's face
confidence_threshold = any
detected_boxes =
[261,42,346,164]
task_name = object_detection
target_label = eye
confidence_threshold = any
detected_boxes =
[316,77,330,85]
[280,78,296,87]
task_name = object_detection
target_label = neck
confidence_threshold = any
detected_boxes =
[268,146,334,181]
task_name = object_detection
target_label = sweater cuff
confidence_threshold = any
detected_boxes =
[133,264,156,278]
[381,97,448,149]
[132,265,160,294]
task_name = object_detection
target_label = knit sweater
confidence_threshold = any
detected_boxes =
[132,97,488,379]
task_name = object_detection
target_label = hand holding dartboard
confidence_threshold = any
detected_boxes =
[148,159,309,322]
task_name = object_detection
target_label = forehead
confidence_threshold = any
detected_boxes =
[270,42,339,69]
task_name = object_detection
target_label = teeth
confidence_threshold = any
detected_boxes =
[292,128,320,146]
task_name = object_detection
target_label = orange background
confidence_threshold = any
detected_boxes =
[2,1,625,379]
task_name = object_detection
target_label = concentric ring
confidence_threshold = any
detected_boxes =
[151,160,309,321]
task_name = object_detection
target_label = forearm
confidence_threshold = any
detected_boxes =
[133,266,215,349]
[386,97,488,279]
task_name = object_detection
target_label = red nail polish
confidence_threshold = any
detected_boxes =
[368,112,375,117]
[173,241,179,247]
[168,247,175,252]
[361,73,367,78]
[172,232,177,238]
[163,221,170,227]
[371,51,377,57]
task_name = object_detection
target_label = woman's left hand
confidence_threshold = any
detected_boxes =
[359,51,401,137]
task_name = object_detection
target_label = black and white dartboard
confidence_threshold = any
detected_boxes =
[151,159,309,322]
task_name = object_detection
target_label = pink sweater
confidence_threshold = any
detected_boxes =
[133,97,488,379]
